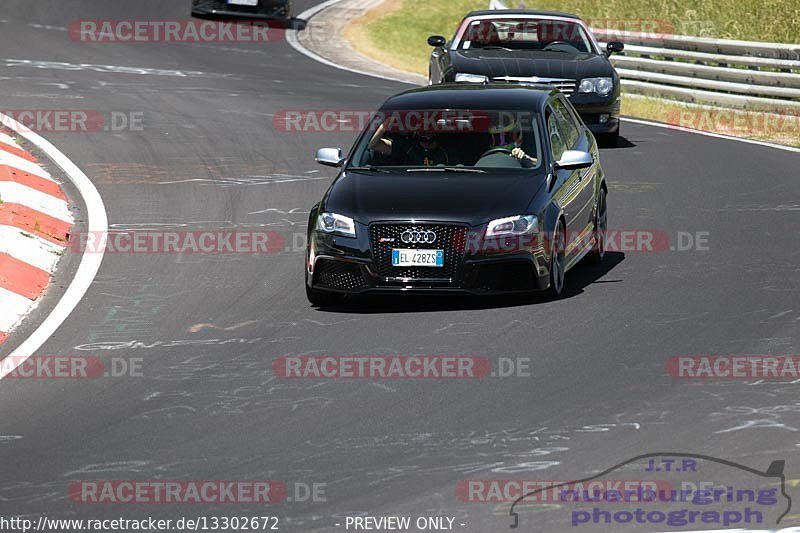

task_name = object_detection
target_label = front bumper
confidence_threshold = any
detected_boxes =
[307,223,552,295]
[570,95,622,134]
[191,0,292,19]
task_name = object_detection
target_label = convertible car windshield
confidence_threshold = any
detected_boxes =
[350,109,542,170]
[457,18,595,54]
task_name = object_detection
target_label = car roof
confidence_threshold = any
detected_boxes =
[380,84,559,111]
[465,9,583,20]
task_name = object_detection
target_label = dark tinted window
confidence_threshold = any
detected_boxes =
[458,18,594,54]
[350,109,543,170]
[550,99,580,150]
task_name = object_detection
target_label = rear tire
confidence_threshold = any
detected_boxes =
[546,221,566,299]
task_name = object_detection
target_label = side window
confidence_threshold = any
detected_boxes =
[547,109,566,162]
[551,99,580,149]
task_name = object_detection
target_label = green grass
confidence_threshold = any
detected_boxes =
[359,0,800,75]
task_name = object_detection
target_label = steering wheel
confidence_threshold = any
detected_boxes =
[543,41,572,51]
[480,147,513,158]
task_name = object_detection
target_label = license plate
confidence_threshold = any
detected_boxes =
[228,0,258,5]
[391,249,444,267]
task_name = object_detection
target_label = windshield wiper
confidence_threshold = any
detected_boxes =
[480,46,513,51]
[406,167,486,174]
[347,165,390,173]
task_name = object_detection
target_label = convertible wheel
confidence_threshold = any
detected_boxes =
[597,130,619,147]
[588,188,607,264]
[546,221,566,299]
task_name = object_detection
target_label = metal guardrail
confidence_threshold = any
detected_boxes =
[489,1,800,113]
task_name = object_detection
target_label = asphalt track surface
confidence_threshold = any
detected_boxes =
[0,1,799,531]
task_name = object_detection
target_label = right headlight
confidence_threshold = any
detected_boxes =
[316,212,356,238]
[578,77,614,96]
[455,73,489,83]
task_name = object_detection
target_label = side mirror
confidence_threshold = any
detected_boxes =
[555,150,593,170]
[316,147,344,168]
[427,35,446,47]
[606,41,624,55]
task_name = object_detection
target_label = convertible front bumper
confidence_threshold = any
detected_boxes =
[191,0,292,19]
[570,94,622,134]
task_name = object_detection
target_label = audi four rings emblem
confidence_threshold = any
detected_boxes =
[400,229,437,244]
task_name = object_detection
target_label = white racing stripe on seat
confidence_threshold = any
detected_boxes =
[0,224,64,272]
[0,148,55,182]
[0,131,20,148]
[0,286,36,331]
[0,181,73,223]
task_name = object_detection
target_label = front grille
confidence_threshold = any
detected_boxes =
[314,259,367,290]
[491,77,577,96]
[370,223,468,283]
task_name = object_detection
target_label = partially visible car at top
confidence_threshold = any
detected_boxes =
[191,0,292,20]
[304,84,609,306]
[427,10,624,144]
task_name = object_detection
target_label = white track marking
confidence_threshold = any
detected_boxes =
[623,117,800,154]
[287,0,800,155]
[3,58,224,78]
[0,112,107,379]
[0,287,35,332]
[0,225,64,272]
[0,181,73,223]
[0,148,55,181]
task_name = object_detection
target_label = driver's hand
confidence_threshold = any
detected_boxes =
[511,147,527,160]
[370,138,392,155]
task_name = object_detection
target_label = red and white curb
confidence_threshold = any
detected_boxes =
[0,128,74,344]
[0,112,106,379]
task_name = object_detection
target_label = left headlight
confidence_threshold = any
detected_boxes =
[578,77,614,96]
[486,215,539,237]
[317,212,356,238]
[455,73,489,83]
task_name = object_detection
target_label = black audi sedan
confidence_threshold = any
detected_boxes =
[304,85,608,306]
[191,0,292,20]
[427,10,624,144]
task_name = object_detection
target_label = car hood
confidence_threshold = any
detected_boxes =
[324,170,547,226]
[451,49,613,80]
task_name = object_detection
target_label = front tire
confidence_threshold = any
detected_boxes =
[305,284,343,306]
[588,188,607,264]
[546,221,566,299]
[597,130,619,147]
[305,250,344,306]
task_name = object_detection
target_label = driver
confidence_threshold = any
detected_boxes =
[405,131,449,166]
[475,118,537,168]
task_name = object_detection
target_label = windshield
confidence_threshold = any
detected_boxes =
[349,109,542,171]
[457,18,595,54]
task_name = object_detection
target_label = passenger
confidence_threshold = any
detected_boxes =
[405,131,449,166]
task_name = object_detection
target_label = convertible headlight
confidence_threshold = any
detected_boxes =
[578,77,614,96]
[455,73,489,83]
[317,212,356,237]
[486,215,539,237]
